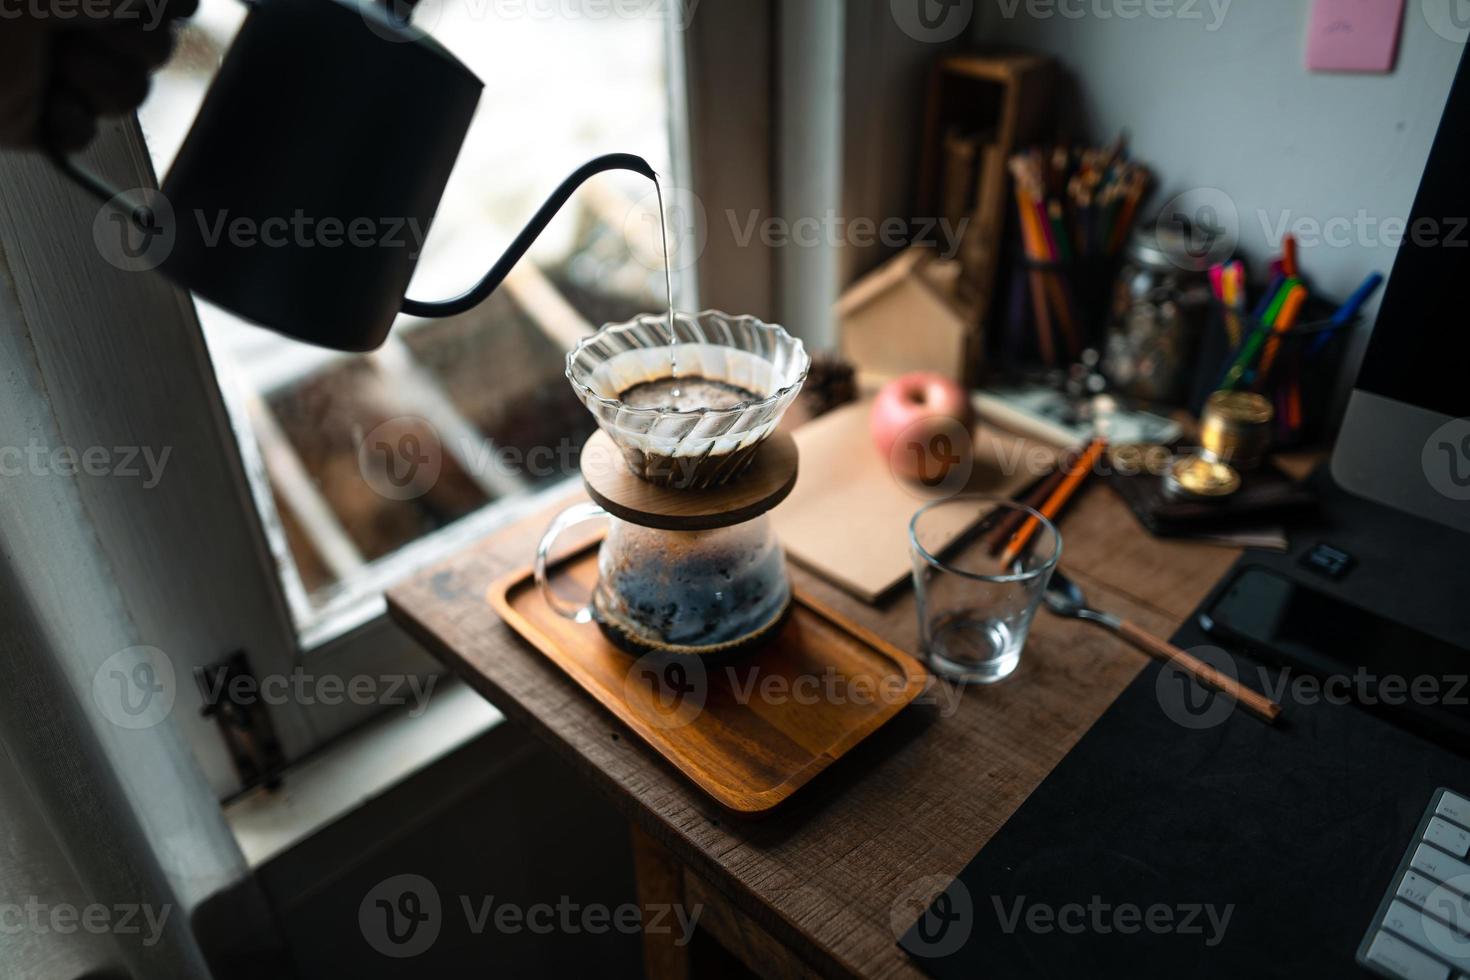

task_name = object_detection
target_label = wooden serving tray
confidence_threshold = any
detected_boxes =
[489,542,927,815]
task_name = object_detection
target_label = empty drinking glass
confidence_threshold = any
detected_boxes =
[909,496,1061,684]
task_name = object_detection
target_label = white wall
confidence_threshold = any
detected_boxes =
[975,2,1465,352]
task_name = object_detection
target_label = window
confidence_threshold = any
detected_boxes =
[139,0,689,649]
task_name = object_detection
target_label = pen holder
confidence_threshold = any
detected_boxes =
[1188,298,1358,449]
[999,255,1121,370]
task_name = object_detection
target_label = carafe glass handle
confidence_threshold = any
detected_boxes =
[532,502,608,623]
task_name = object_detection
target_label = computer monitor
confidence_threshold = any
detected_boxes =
[1332,47,1470,534]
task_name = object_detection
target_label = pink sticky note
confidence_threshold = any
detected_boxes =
[1306,0,1406,73]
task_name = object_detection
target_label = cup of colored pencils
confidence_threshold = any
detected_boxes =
[1195,236,1382,446]
[1006,139,1153,369]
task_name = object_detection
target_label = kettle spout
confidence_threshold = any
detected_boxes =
[401,152,659,320]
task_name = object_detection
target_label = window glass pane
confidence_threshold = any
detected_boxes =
[139,0,679,637]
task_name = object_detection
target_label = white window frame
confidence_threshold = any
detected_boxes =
[0,10,707,801]
[4,123,311,798]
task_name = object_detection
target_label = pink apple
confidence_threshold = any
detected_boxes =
[871,373,974,483]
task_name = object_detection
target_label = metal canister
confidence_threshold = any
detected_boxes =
[1200,391,1274,470]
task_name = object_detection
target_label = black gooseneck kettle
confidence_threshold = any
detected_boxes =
[52,0,657,352]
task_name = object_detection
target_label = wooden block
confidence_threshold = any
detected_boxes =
[581,429,799,531]
[836,248,971,383]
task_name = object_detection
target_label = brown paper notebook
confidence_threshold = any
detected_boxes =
[772,401,1058,603]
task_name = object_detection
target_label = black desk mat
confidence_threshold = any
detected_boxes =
[900,590,1469,978]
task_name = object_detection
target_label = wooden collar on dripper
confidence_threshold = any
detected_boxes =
[579,429,798,532]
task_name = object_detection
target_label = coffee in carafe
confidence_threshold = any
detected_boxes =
[591,517,791,658]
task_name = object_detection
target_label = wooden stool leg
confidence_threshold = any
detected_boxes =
[629,823,691,980]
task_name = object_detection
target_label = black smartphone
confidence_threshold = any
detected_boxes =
[1200,565,1470,757]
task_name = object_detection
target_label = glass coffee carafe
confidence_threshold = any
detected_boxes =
[535,311,809,658]
[535,501,792,657]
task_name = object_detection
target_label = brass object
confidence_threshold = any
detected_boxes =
[1165,454,1241,500]
[1200,391,1274,470]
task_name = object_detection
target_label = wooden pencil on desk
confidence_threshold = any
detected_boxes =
[1000,437,1108,567]
[984,452,1078,555]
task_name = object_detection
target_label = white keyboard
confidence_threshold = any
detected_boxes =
[1359,789,1470,980]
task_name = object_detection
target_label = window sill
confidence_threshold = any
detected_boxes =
[224,677,506,869]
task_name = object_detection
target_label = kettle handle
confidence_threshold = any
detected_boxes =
[400,151,657,319]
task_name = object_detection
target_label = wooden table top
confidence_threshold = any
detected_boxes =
[387,468,1250,979]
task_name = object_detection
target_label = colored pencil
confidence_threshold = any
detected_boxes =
[1222,261,1245,347]
[1048,200,1073,264]
[1008,141,1153,368]
[984,461,1073,556]
[1107,172,1147,255]
[1222,276,1298,388]
[1305,271,1384,356]
[1047,274,1081,357]
[1330,272,1384,327]
[1281,233,1299,279]
[1014,184,1057,365]
[1035,196,1060,260]
[1000,438,1108,567]
[1253,273,1286,320]
[1007,265,1028,358]
[1256,283,1309,385]
[1223,277,1305,387]
[1261,276,1300,326]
